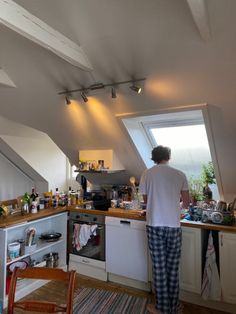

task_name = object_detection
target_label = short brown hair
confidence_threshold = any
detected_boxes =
[151,145,171,164]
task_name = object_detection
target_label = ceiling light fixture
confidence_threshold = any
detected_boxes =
[129,84,142,94]
[65,95,71,105]
[58,78,146,102]
[81,92,88,103]
[111,87,117,99]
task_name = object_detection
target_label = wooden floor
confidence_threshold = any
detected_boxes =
[5,273,230,314]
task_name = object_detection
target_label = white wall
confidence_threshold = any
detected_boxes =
[0,116,68,196]
[2,134,68,193]
[0,152,34,200]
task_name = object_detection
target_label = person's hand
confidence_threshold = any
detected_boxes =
[139,210,146,217]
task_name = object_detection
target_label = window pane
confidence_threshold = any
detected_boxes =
[150,124,219,199]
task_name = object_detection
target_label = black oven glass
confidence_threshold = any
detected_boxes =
[69,213,105,261]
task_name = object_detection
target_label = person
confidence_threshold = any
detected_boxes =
[139,145,189,314]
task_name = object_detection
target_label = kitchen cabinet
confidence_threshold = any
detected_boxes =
[0,212,67,309]
[105,216,148,283]
[219,231,236,304]
[179,226,202,294]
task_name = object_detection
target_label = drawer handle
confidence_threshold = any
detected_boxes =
[120,220,130,225]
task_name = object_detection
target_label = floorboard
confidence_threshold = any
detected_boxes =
[4,273,230,313]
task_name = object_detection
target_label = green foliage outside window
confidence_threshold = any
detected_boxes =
[201,161,216,185]
[188,161,216,203]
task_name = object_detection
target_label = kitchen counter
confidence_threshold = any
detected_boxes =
[180,219,236,232]
[0,207,67,228]
[2,205,236,232]
[69,207,145,220]
[69,207,236,232]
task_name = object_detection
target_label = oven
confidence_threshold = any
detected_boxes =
[69,212,105,261]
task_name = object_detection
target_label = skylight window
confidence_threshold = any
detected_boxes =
[149,124,210,177]
[121,106,222,200]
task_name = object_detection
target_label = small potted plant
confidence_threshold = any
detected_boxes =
[201,161,216,201]
[188,176,204,205]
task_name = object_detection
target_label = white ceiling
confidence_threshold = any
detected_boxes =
[1,0,236,197]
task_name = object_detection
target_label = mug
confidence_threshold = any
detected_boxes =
[111,200,117,208]
[31,201,38,214]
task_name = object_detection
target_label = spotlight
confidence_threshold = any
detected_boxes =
[130,84,142,94]
[65,95,71,105]
[111,87,117,98]
[81,92,88,102]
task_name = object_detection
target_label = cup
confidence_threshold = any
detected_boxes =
[111,200,117,208]
[8,242,20,260]
[31,201,38,213]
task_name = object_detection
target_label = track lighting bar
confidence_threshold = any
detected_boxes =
[58,78,146,95]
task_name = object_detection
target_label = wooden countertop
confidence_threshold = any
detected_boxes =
[0,207,67,228]
[69,207,145,220]
[180,219,236,232]
[1,205,236,233]
[69,207,236,232]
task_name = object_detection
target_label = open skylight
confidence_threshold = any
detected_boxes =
[121,106,222,200]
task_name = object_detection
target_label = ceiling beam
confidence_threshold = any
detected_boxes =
[186,0,211,41]
[0,69,16,87]
[0,0,93,71]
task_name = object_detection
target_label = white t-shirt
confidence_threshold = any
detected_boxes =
[139,164,189,227]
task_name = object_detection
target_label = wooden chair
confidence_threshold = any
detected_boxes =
[7,267,76,314]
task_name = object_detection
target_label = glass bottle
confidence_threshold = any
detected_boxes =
[30,187,36,202]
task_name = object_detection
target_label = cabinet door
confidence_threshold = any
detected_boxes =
[106,217,148,282]
[219,232,236,304]
[179,227,202,294]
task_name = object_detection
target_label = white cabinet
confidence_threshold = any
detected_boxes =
[219,231,236,304]
[0,212,67,309]
[179,226,202,294]
[105,217,148,282]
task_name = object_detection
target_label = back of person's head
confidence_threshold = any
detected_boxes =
[151,145,171,164]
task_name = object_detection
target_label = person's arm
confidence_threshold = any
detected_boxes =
[181,190,190,209]
[139,194,147,216]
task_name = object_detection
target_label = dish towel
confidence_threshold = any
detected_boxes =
[73,224,98,251]
[79,224,98,247]
[72,223,81,251]
[201,231,222,300]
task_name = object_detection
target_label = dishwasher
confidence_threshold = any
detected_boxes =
[105,216,148,282]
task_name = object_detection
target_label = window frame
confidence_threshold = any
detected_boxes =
[118,104,224,199]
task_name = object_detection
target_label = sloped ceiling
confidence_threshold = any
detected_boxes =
[0,0,236,199]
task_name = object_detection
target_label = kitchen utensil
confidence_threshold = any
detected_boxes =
[43,252,59,268]
[25,227,36,246]
[227,197,236,212]
[129,176,136,186]
[40,232,62,242]
[216,201,227,212]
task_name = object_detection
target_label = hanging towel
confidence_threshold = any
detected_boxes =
[72,224,98,251]
[72,223,81,251]
[201,231,222,301]
[79,224,98,247]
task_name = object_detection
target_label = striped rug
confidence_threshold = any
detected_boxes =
[73,288,149,314]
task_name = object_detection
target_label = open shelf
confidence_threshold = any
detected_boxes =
[74,169,125,174]
[6,238,64,266]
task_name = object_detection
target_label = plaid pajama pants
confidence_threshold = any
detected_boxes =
[146,225,182,314]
